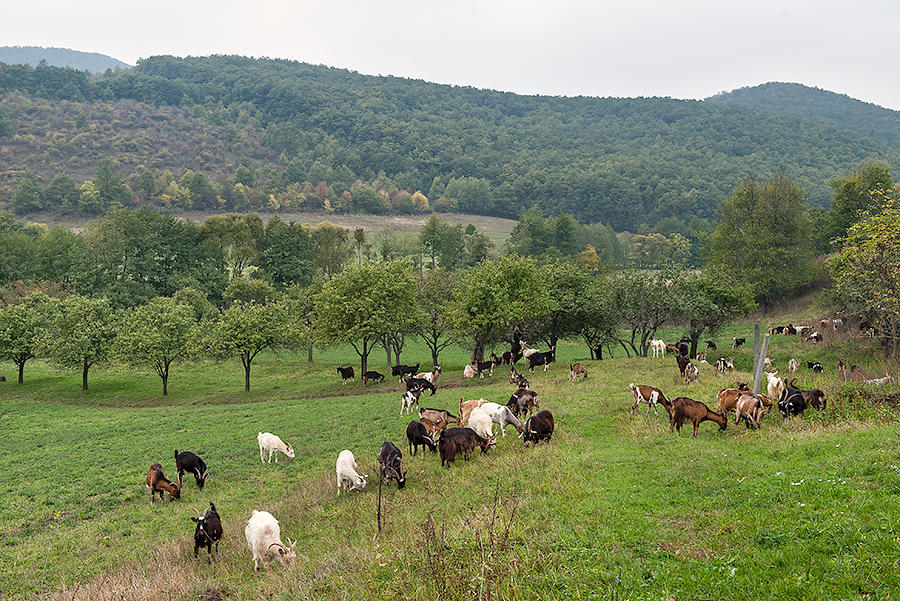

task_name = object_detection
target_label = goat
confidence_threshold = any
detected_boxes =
[696,352,708,364]
[191,503,223,561]
[665,343,680,355]
[509,366,520,386]
[865,374,895,386]
[175,450,209,490]
[732,337,745,349]
[807,361,823,373]
[437,427,494,467]
[715,357,727,377]
[419,408,460,428]
[788,358,800,373]
[516,373,530,389]
[676,340,689,357]
[650,339,666,358]
[735,393,768,429]
[500,350,514,365]
[705,340,717,351]
[146,463,180,502]
[476,358,496,376]
[336,365,355,384]
[400,388,422,415]
[392,363,420,382]
[527,347,555,372]
[463,363,480,379]
[406,421,436,456]
[459,397,489,426]
[405,377,436,395]
[414,366,442,384]
[715,383,751,414]
[778,378,826,417]
[763,357,773,368]
[676,354,691,376]
[519,340,539,358]
[629,383,670,416]
[669,397,727,437]
[833,318,844,329]
[765,371,784,403]
[245,510,296,572]
[473,401,523,436]
[684,362,699,384]
[522,410,555,445]
[257,432,294,463]
[467,406,495,440]
[806,331,823,344]
[336,449,368,494]
[569,363,588,383]
[362,371,384,387]
[507,387,539,418]
[377,441,407,489]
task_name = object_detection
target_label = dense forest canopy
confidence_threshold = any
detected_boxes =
[0,56,897,232]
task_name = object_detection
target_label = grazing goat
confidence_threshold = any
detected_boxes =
[715,357,727,377]
[191,503,223,561]
[146,463,180,502]
[467,406,495,439]
[522,410,555,445]
[696,352,708,364]
[419,407,460,428]
[732,337,745,349]
[392,363,420,382]
[807,331,823,344]
[463,363,479,379]
[405,377,436,395]
[630,383,669,416]
[765,371,784,403]
[336,449,368,494]
[438,427,494,467]
[669,397,727,437]
[257,432,294,463]
[509,366,520,386]
[459,397,489,426]
[735,393,768,429]
[684,362,699,384]
[400,388,422,415]
[715,383,751,414]
[406,421,436,456]
[175,450,209,490]
[778,378,826,417]
[865,374,895,386]
[362,371,384,387]
[516,373,530,389]
[336,365,355,384]
[676,354,691,376]
[473,401,523,436]
[665,344,680,355]
[500,350,514,365]
[569,363,588,383]
[527,347,555,372]
[507,387,539,418]
[377,441,407,489]
[807,361,823,373]
[414,366,442,384]
[245,510,296,572]
[650,339,666,358]
[705,340,717,351]
[788,358,800,373]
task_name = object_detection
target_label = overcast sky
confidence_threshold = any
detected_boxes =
[4,0,898,109]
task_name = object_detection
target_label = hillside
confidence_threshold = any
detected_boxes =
[706,82,900,148]
[1,56,898,230]
[0,46,130,73]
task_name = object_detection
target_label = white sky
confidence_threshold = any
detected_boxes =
[3,0,898,110]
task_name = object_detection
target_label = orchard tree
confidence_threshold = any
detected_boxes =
[577,276,620,360]
[613,269,685,357]
[824,161,893,250]
[679,272,756,357]
[313,261,418,374]
[530,261,593,351]
[0,292,60,383]
[450,256,553,362]
[114,297,195,395]
[704,176,816,305]
[45,295,117,391]
[416,268,457,367]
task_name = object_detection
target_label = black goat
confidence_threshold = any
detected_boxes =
[337,365,355,383]
[522,410,555,445]
[362,371,384,387]
[392,363,420,382]
[191,503,223,561]
[405,377,436,395]
[406,421,436,456]
[527,347,555,372]
[705,340,717,350]
[377,441,407,489]
[732,337,746,349]
[175,450,209,490]
[807,361,823,373]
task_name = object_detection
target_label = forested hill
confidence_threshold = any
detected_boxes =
[705,82,900,148]
[0,55,897,231]
[0,46,130,73]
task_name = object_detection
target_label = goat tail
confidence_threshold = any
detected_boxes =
[174,449,179,460]
[629,382,635,391]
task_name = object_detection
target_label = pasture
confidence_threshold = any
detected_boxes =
[1,324,899,600]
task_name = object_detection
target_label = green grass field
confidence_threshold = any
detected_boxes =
[1,323,899,600]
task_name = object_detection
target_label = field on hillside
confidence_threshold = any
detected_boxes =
[2,324,899,600]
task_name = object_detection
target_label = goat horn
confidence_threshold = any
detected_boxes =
[192,507,203,517]
[268,542,286,551]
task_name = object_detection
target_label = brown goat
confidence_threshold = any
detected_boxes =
[735,393,768,428]
[715,383,751,414]
[630,383,670,415]
[669,397,727,437]
[459,397,489,426]
[145,463,180,502]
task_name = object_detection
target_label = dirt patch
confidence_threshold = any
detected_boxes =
[657,541,716,561]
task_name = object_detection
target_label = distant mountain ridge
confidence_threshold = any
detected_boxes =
[0,46,130,73]
[705,82,900,147]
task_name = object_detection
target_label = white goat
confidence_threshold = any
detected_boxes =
[244,510,296,571]
[474,401,523,436]
[650,339,666,358]
[414,365,442,383]
[765,371,784,403]
[865,374,895,386]
[463,364,479,379]
[400,389,421,415]
[467,406,495,440]
[257,432,295,463]
[788,358,800,373]
[519,340,538,358]
[336,450,367,495]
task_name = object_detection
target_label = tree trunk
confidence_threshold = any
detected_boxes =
[307,345,313,363]
[597,344,604,360]
[431,345,439,369]
[473,341,485,363]
[162,362,169,396]
[82,360,89,391]
[383,337,391,368]
[17,361,24,385]
[243,355,251,392]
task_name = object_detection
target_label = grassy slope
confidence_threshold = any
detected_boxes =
[1,326,899,600]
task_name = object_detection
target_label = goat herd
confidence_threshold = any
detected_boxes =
[142,341,561,572]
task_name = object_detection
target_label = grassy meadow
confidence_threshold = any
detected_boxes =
[1,321,899,600]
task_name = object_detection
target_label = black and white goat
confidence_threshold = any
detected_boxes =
[191,503,223,561]
[175,450,209,490]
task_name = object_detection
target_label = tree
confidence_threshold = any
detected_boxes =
[530,262,593,351]
[420,215,443,269]
[313,261,418,374]
[44,174,79,212]
[114,297,195,395]
[309,221,351,276]
[12,172,43,214]
[704,176,816,305]
[259,217,313,288]
[93,159,132,208]
[0,107,13,138]
[449,256,553,362]
[44,295,117,391]
[78,180,102,214]
[416,268,456,367]
[613,269,685,357]
[223,277,278,306]
[824,161,894,250]
[201,213,265,278]
[0,292,59,383]
[829,185,900,357]
[679,272,756,357]
[577,277,620,359]
[203,299,289,392]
